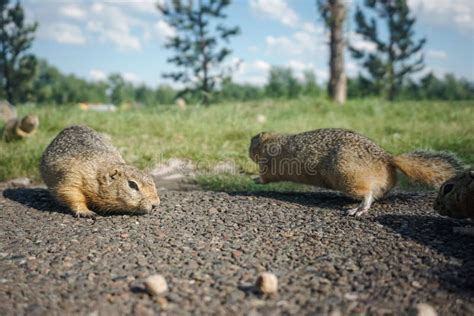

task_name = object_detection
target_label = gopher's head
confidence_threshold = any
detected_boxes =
[249,132,275,162]
[96,164,160,214]
[434,168,474,219]
[19,115,39,133]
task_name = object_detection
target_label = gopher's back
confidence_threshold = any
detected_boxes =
[286,128,388,163]
[40,125,124,188]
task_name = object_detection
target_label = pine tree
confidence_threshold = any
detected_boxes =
[317,0,347,105]
[158,0,240,104]
[350,0,426,100]
[0,0,38,104]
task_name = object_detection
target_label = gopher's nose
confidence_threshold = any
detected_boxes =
[152,197,160,210]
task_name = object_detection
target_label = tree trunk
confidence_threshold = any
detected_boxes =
[197,0,210,105]
[328,0,346,105]
[0,16,13,104]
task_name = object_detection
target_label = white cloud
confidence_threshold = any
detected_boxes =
[346,61,359,76]
[287,60,311,71]
[301,22,322,35]
[266,36,293,52]
[233,58,329,86]
[314,69,329,83]
[154,20,176,40]
[29,1,153,51]
[41,23,86,45]
[89,69,107,81]
[59,4,86,20]
[423,66,449,79]
[266,31,324,55]
[427,49,448,60]
[233,59,271,86]
[287,60,313,80]
[116,0,160,15]
[287,60,328,82]
[87,20,141,51]
[408,0,474,32]
[254,60,272,72]
[122,72,140,83]
[89,69,141,84]
[349,32,377,53]
[250,0,299,27]
[85,4,143,51]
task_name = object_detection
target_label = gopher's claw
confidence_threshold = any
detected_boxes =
[346,207,369,217]
[75,209,97,219]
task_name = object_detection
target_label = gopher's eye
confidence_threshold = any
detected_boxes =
[128,180,139,191]
[442,183,454,195]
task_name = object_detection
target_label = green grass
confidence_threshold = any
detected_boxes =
[1,98,473,191]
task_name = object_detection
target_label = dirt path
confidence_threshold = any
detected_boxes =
[1,188,473,315]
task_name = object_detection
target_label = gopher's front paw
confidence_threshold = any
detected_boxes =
[74,209,97,218]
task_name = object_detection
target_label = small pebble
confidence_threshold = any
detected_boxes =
[415,303,437,316]
[144,275,168,296]
[344,292,358,301]
[256,272,278,294]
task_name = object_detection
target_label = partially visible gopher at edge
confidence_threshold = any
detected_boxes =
[434,168,474,236]
[434,168,474,219]
[2,114,39,142]
[249,128,463,216]
[40,125,160,217]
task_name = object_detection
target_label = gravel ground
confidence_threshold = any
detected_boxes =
[1,187,473,315]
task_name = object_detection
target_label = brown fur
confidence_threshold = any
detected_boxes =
[40,125,160,217]
[249,128,463,216]
[392,151,462,188]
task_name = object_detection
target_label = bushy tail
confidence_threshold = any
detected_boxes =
[392,150,464,188]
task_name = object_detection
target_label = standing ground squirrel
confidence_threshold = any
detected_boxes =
[40,125,160,217]
[249,128,463,216]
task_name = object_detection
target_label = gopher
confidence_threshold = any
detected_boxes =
[40,125,160,217]
[2,114,39,142]
[434,168,474,236]
[434,168,474,218]
[249,128,463,216]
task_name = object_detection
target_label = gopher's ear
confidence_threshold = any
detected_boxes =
[99,167,122,184]
[259,132,272,142]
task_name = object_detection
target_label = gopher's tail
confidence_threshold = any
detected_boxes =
[392,150,464,188]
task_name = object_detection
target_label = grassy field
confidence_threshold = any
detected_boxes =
[1,98,473,191]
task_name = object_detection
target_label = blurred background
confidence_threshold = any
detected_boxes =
[0,0,473,191]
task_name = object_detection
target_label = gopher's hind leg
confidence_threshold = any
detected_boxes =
[346,192,374,217]
[57,187,96,218]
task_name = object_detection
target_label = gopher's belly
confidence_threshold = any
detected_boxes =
[264,158,335,189]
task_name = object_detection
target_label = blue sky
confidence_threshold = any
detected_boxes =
[24,0,474,87]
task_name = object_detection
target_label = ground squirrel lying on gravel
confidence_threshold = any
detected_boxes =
[2,114,39,142]
[249,128,463,216]
[40,125,160,217]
